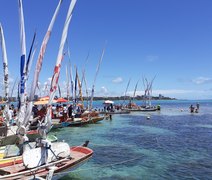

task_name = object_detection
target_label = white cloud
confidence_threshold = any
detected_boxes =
[112,77,123,83]
[192,77,212,84]
[100,86,108,94]
[47,77,52,83]
[145,55,158,62]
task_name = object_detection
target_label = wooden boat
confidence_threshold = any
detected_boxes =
[0,145,22,168]
[80,110,105,124]
[0,144,93,179]
[122,106,159,112]
[0,134,58,168]
[51,118,63,129]
[139,106,158,112]
[60,110,105,127]
[0,123,7,138]
[122,107,142,112]
[99,110,130,115]
[0,127,40,147]
[61,117,90,127]
[88,115,105,123]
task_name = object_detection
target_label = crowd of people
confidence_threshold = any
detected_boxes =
[0,104,18,125]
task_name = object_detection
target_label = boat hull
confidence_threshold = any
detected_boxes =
[0,146,93,179]
[99,110,130,115]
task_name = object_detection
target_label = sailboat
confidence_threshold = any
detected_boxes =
[139,76,159,112]
[0,0,93,179]
[123,79,143,112]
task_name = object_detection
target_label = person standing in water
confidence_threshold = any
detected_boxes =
[190,105,194,113]
[196,103,200,110]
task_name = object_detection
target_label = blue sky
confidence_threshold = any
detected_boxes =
[0,0,212,99]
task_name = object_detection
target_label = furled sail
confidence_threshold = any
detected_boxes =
[45,0,77,133]
[24,0,63,128]
[0,24,10,124]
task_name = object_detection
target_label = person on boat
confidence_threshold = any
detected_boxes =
[32,105,38,118]
[157,104,161,111]
[8,107,14,125]
[75,106,82,118]
[68,104,73,118]
[38,105,47,120]
[51,104,57,118]
[110,103,114,112]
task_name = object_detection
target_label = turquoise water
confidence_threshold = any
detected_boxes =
[50,100,212,179]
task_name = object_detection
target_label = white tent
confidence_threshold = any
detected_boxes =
[103,100,114,104]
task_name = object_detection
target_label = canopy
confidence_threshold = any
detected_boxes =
[55,97,68,103]
[34,99,56,105]
[34,100,49,105]
[103,100,114,104]
[39,96,50,101]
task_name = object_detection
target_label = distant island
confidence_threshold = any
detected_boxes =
[91,95,176,101]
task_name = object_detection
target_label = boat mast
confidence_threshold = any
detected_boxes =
[80,52,89,108]
[0,24,10,125]
[147,75,156,107]
[66,65,70,100]
[66,43,74,103]
[89,45,106,110]
[123,78,131,106]
[132,79,139,103]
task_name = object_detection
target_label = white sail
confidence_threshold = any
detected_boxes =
[24,0,63,128]
[17,0,27,130]
[0,24,10,124]
[30,0,63,101]
[45,0,77,132]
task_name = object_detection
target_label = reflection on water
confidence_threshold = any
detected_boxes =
[49,100,212,180]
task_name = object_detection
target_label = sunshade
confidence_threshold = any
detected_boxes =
[55,98,68,103]
[103,100,114,104]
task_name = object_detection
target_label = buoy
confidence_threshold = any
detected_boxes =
[146,116,150,120]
